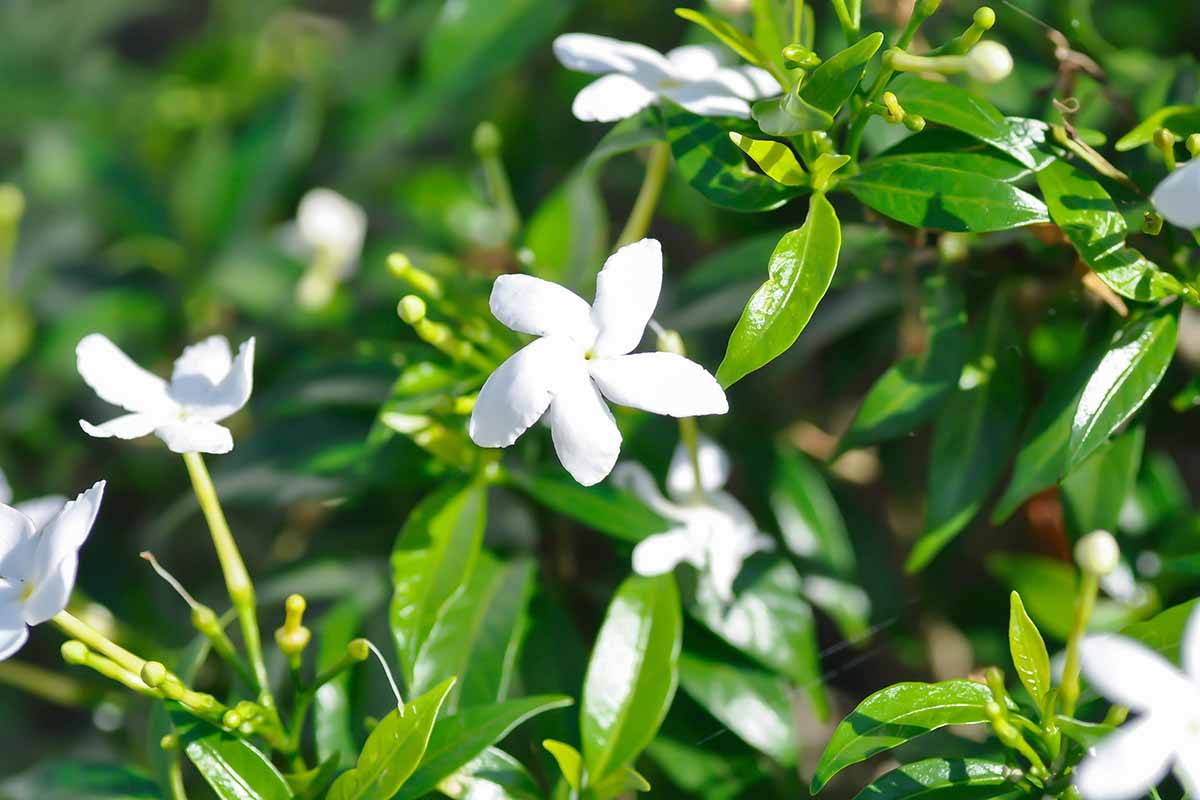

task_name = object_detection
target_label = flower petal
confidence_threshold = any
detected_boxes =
[80,413,165,441]
[590,238,663,357]
[1080,633,1195,711]
[23,481,104,625]
[666,434,731,499]
[1151,158,1200,230]
[0,505,37,582]
[590,353,728,417]
[663,81,754,118]
[297,188,367,274]
[469,337,576,448]
[0,468,10,506]
[547,369,621,486]
[610,462,689,522]
[173,336,232,385]
[571,74,658,123]
[735,66,782,99]
[1073,716,1175,800]
[489,275,597,347]
[706,531,762,602]
[155,420,235,455]
[666,45,725,77]
[1174,750,1200,800]
[172,338,255,421]
[0,606,28,662]
[633,529,705,576]
[200,338,256,420]
[14,496,68,531]
[76,334,174,415]
[1183,603,1200,684]
[553,33,672,78]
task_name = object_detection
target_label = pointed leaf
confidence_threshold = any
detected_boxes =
[1116,106,1200,151]
[436,748,542,800]
[1008,592,1051,706]
[850,758,1018,800]
[729,133,807,186]
[770,449,856,576]
[675,8,769,65]
[314,600,365,766]
[511,470,669,543]
[542,740,583,791]
[1061,426,1144,535]
[170,710,295,800]
[799,33,884,117]
[590,765,651,800]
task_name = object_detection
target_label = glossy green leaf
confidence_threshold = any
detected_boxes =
[717,191,841,387]
[436,748,542,800]
[394,694,573,799]
[589,764,652,800]
[0,761,161,800]
[987,556,1077,640]
[662,102,805,211]
[1054,716,1117,748]
[840,274,967,452]
[412,553,534,707]
[326,677,456,800]
[1008,592,1051,706]
[908,302,1025,572]
[284,759,340,800]
[845,153,1049,232]
[675,8,769,65]
[891,77,1040,168]
[752,89,834,136]
[1036,159,1182,301]
[678,650,797,764]
[581,574,682,781]
[728,133,807,186]
[391,480,488,687]
[799,33,884,117]
[542,740,583,790]
[851,758,1015,800]
[770,449,855,576]
[1121,599,1199,663]
[511,470,669,543]
[314,599,364,766]
[170,710,295,800]
[811,681,994,792]
[1116,105,1200,150]
[1061,426,1144,535]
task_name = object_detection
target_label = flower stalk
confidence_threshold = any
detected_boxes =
[616,141,671,249]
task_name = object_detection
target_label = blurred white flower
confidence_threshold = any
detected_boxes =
[469,238,728,486]
[614,435,772,602]
[963,41,1013,83]
[1151,157,1200,230]
[77,334,255,455]
[290,188,367,309]
[0,481,105,660]
[1074,603,1200,800]
[0,467,66,530]
[553,34,779,122]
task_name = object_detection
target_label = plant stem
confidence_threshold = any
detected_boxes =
[167,755,188,800]
[828,0,859,44]
[615,141,670,249]
[53,610,146,675]
[1059,572,1099,717]
[0,659,95,706]
[678,416,705,502]
[182,453,276,717]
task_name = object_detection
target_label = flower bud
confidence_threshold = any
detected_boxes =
[275,593,312,657]
[1075,530,1120,577]
[348,638,371,662]
[141,661,168,689]
[1187,134,1200,157]
[973,7,996,30]
[60,640,89,665]
[160,733,179,751]
[398,295,427,325]
[222,709,243,729]
[472,122,502,158]
[782,44,821,70]
[965,41,1013,83]
[0,184,25,223]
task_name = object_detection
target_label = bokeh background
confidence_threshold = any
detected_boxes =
[2,0,1200,796]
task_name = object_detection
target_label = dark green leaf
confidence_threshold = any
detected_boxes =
[436,748,542,800]
[845,153,1049,232]
[589,765,651,800]
[717,192,841,386]
[170,710,295,800]
[581,574,682,781]
[770,449,856,576]
[1054,716,1116,748]
[522,171,608,291]
[326,677,456,800]
[1121,599,1199,663]
[1061,426,1144,535]
[394,694,573,799]
[811,681,993,792]
[799,33,884,117]
[987,556,1145,639]
[1116,106,1200,150]
[0,761,161,800]
[511,470,669,543]
[1008,592,1051,706]
[851,758,1016,800]
[314,599,364,766]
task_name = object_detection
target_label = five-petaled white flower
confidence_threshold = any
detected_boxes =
[469,238,728,486]
[0,467,66,531]
[553,34,779,122]
[1073,603,1200,800]
[1151,158,1200,230]
[0,481,105,660]
[614,435,772,602]
[77,334,255,455]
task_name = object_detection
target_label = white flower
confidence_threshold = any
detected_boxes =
[963,41,1013,83]
[77,334,255,455]
[0,467,66,531]
[295,188,367,279]
[614,435,772,602]
[553,34,780,122]
[1151,157,1200,230]
[468,239,728,486]
[1074,603,1200,800]
[0,481,105,660]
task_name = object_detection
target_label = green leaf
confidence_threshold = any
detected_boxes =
[1116,105,1200,150]
[728,133,807,186]
[839,274,967,452]
[314,599,364,766]
[770,449,856,577]
[284,759,340,800]
[1054,716,1116,748]
[907,301,1025,572]
[799,33,884,117]
[581,574,682,781]
[674,8,769,65]
[716,191,841,387]
[845,152,1049,232]
[412,553,534,707]
[542,740,583,791]
[589,765,652,800]
[511,470,669,543]
[0,761,161,800]
[851,758,1016,800]
[752,90,834,136]
[326,677,456,800]
[1008,592,1051,706]
[170,710,295,800]
[394,694,573,799]
[391,480,488,687]
[662,102,806,211]
[987,556,1077,640]
[891,77,1041,168]
[1121,599,1199,663]
[686,557,828,717]
[522,171,608,291]
[678,649,797,764]
[994,308,1177,522]
[1036,159,1182,301]
[1061,426,1145,535]
[811,680,994,792]
[436,748,542,800]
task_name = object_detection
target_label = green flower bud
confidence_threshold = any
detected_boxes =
[973,7,996,29]
[1075,530,1120,577]
[0,184,25,223]
[222,709,243,729]
[1187,134,1200,157]
[141,661,168,688]
[274,593,312,657]
[472,122,502,158]
[160,734,179,751]
[398,295,427,325]
[348,638,371,662]
[60,640,89,665]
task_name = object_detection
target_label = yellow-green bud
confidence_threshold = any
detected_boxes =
[1075,530,1120,577]
[973,7,996,29]
[1187,134,1200,157]
[398,295,427,325]
[387,252,412,278]
[0,184,25,222]
[1144,211,1164,236]
[348,638,371,662]
[782,44,821,69]
[275,594,312,656]
[60,640,89,665]
[222,709,243,729]
[965,41,1013,83]
[1153,128,1177,150]
[473,122,502,157]
[141,661,168,688]
[904,114,926,132]
[191,604,219,633]
[657,329,686,356]
[160,734,179,751]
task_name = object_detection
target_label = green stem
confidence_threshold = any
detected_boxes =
[615,141,670,249]
[53,611,146,675]
[482,156,520,243]
[167,755,188,800]
[678,417,705,503]
[182,453,275,716]
[1059,572,1099,717]
[828,0,858,44]
[0,659,95,706]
